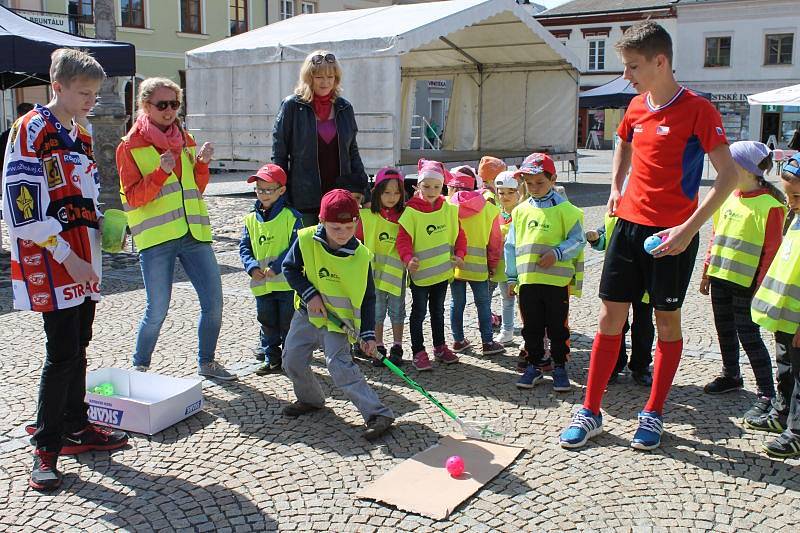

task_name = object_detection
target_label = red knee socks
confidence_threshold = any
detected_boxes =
[583,332,623,414]
[645,338,683,414]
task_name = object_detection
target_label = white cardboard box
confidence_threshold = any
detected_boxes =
[85,368,204,435]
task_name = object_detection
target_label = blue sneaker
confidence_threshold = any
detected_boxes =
[516,365,543,389]
[631,410,663,450]
[552,366,571,392]
[559,408,603,448]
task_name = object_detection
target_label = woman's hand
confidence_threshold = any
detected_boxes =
[699,277,710,295]
[196,142,214,164]
[160,152,176,174]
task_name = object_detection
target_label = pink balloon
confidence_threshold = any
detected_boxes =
[445,455,465,477]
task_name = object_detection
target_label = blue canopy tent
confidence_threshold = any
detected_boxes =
[580,75,711,108]
[0,5,135,91]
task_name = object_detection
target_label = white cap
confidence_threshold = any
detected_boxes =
[494,170,519,190]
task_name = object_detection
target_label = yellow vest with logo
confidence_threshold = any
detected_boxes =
[295,227,370,341]
[244,208,296,296]
[450,200,499,282]
[492,214,512,283]
[752,220,800,334]
[708,193,786,288]
[360,209,405,297]
[398,201,459,286]
[120,143,212,250]
[513,201,584,296]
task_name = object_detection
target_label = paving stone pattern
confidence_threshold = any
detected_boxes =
[0,173,798,532]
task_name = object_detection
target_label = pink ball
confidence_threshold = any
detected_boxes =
[445,455,465,477]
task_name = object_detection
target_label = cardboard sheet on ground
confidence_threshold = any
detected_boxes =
[357,434,524,520]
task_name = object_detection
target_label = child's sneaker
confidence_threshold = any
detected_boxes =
[515,349,529,373]
[744,409,787,433]
[703,375,744,394]
[552,366,571,392]
[413,351,433,371]
[388,344,404,366]
[363,415,394,441]
[482,341,505,355]
[497,329,514,345]
[743,396,773,421]
[452,339,471,353]
[29,450,62,491]
[253,345,266,361]
[559,408,603,448]
[434,345,459,364]
[763,430,800,458]
[372,345,388,367]
[516,365,543,389]
[536,357,554,373]
[630,410,663,450]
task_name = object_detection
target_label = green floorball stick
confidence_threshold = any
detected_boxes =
[325,308,509,440]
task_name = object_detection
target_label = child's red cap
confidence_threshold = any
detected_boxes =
[247,163,287,186]
[319,189,360,222]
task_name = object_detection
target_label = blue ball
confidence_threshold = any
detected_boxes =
[644,235,662,255]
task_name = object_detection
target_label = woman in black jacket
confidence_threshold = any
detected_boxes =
[272,50,368,227]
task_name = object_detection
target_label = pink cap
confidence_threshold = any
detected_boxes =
[514,153,556,177]
[373,167,404,188]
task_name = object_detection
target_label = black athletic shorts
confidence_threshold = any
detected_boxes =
[598,217,700,311]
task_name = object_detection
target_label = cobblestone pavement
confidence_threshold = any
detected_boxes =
[1,169,799,532]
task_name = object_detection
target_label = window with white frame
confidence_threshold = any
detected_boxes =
[301,2,315,14]
[180,0,202,34]
[281,0,294,20]
[704,36,731,67]
[765,33,793,65]
[588,39,605,71]
[230,0,248,35]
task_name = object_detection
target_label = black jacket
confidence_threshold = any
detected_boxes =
[271,94,367,212]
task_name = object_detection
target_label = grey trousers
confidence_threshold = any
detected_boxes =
[282,310,394,423]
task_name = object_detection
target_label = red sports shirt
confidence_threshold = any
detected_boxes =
[616,87,728,227]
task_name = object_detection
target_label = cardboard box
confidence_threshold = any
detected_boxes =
[85,368,204,435]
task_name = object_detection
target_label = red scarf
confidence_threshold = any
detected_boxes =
[135,114,185,160]
[312,94,334,121]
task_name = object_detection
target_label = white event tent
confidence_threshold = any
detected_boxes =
[185,0,580,172]
[747,84,800,106]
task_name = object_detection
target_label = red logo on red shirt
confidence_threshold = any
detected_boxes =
[31,293,51,306]
[27,272,46,286]
[22,254,43,266]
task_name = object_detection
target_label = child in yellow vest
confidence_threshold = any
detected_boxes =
[491,171,522,346]
[356,167,407,367]
[397,159,467,370]
[699,142,786,422]
[281,189,394,440]
[446,166,506,356]
[505,153,585,392]
[239,164,302,374]
[746,152,800,457]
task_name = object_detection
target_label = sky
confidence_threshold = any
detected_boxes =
[536,0,570,9]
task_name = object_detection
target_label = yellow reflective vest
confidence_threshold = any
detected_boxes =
[449,199,499,282]
[296,227,370,341]
[708,192,786,288]
[120,143,212,250]
[398,201,459,286]
[513,200,584,296]
[492,213,512,283]
[360,209,405,297]
[244,208,296,296]
[752,219,800,335]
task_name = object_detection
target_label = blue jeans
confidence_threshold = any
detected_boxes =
[133,235,223,367]
[450,279,493,344]
[256,291,294,360]
[488,280,516,333]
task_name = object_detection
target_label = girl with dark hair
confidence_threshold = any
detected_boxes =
[356,168,407,366]
[699,141,786,422]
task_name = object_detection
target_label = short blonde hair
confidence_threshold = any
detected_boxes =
[294,50,343,103]
[137,77,182,117]
[50,48,105,85]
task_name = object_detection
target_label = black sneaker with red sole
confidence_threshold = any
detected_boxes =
[29,450,62,491]
[26,423,129,455]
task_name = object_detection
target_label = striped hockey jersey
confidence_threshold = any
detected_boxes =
[1,105,102,312]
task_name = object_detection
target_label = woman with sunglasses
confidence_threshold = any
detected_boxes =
[116,77,236,381]
[272,50,368,227]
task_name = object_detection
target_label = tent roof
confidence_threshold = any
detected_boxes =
[747,84,800,106]
[0,6,136,90]
[186,0,579,71]
[580,75,713,108]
